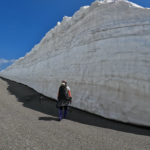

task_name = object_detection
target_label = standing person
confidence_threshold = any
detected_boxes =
[57,80,72,121]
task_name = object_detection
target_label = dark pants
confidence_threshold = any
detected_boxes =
[59,106,68,110]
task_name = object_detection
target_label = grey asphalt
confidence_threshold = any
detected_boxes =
[0,77,150,150]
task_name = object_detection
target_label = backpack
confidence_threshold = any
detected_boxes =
[58,86,69,100]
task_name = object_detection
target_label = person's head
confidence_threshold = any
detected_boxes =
[62,80,67,87]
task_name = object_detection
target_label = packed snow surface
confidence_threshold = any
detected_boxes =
[1,0,150,126]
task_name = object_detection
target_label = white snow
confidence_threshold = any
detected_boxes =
[0,0,150,126]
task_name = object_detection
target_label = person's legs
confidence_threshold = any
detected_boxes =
[59,106,63,121]
[64,106,68,119]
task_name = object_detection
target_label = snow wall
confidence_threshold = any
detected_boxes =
[1,0,150,126]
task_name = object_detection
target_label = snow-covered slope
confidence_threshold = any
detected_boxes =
[1,0,150,126]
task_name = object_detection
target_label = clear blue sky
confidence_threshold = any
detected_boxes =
[0,0,150,71]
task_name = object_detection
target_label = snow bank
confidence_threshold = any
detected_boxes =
[1,0,150,126]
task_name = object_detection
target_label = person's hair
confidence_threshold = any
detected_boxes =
[62,80,67,83]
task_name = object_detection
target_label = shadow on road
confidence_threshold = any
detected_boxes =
[1,77,150,137]
[39,117,58,121]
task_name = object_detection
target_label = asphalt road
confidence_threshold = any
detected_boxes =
[0,77,150,150]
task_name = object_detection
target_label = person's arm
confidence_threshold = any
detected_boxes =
[68,89,72,103]
[68,90,71,97]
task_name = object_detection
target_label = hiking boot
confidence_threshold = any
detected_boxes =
[59,110,62,121]
[64,110,68,119]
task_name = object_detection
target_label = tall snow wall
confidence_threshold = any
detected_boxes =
[0,0,150,126]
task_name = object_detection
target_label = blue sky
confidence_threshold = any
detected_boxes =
[0,0,150,71]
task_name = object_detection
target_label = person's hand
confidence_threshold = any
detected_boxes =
[70,97,72,104]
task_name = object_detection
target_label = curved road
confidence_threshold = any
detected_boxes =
[0,77,150,150]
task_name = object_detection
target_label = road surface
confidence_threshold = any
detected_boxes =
[0,77,150,150]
